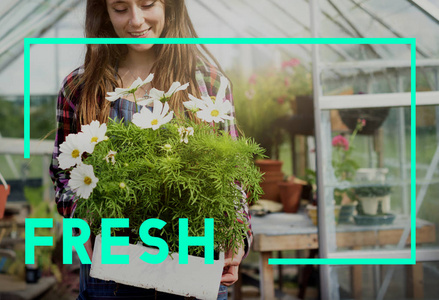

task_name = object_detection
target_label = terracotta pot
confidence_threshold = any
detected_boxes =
[255,159,283,173]
[260,171,284,202]
[278,182,303,213]
[0,184,10,219]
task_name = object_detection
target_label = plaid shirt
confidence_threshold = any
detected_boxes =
[49,60,253,257]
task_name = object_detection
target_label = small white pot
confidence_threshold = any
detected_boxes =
[378,194,391,213]
[355,168,388,183]
[359,197,379,215]
[90,234,225,300]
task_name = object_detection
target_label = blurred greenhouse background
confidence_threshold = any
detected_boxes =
[0,0,439,299]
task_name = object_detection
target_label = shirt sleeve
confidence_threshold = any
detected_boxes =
[195,61,253,258]
[49,69,81,218]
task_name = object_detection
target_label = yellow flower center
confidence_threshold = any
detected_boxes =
[91,137,98,143]
[151,119,158,125]
[72,149,80,158]
[84,176,92,185]
[211,109,219,117]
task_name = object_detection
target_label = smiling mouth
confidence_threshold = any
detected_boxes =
[130,28,151,37]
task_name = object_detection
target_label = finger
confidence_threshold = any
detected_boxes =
[221,280,234,287]
[221,265,238,284]
[221,273,237,286]
[223,258,233,267]
[84,239,93,261]
[227,258,240,267]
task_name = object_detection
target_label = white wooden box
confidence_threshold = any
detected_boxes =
[90,234,224,300]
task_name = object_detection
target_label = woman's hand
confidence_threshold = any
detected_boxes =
[84,235,93,261]
[220,244,245,286]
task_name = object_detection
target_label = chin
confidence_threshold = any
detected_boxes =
[128,43,155,53]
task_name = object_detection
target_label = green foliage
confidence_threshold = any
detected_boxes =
[230,58,312,154]
[0,97,56,139]
[0,98,23,137]
[332,145,360,182]
[332,119,366,204]
[332,119,365,182]
[5,187,62,281]
[354,185,392,198]
[303,169,316,187]
[75,119,264,257]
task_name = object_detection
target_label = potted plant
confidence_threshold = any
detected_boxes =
[354,185,392,215]
[373,184,392,213]
[334,188,357,223]
[355,168,388,183]
[306,204,341,226]
[0,170,10,219]
[232,57,312,157]
[58,77,263,299]
[331,119,365,222]
[339,106,390,135]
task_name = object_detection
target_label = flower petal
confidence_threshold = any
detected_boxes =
[142,73,154,85]
[137,98,154,106]
[216,76,229,102]
[165,82,181,97]
[129,77,143,90]
[152,99,164,117]
[149,88,164,100]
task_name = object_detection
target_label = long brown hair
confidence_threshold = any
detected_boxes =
[72,0,226,129]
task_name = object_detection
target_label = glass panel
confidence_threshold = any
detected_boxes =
[334,262,439,299]
[319,105,439,257]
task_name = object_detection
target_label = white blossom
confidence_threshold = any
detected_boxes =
[69,164,99,199]
[81,120,107,153]
[178,126,194,144]
[187,76,233,123]
[137,82,189,106]
[103,150,117,165]
[132,100,174,130]
[58,133,88,169]
[105,74,154,102]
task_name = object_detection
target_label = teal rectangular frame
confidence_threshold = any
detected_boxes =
[23,37,416,265]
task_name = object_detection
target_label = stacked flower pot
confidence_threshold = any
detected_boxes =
[255,160,303,213]
[255,160,284,202]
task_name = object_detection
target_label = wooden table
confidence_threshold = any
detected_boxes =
[239,212,436,299]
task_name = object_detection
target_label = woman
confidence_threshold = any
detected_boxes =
[49,0,252,299]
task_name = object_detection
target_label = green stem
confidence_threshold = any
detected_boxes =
[133,92,138,113]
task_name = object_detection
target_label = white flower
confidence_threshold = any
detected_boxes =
[105,74,154,102]
[58,133,88,169]
[137,82,189,106]
[69,164,99,199]
[187,76,233,123]
[119,182,126,189]
[183,95,207,112]
[196,97,233,123]
[132,100,174,130]
[178,126,194,144]
[81,120,107,153]
[103,150,117,165]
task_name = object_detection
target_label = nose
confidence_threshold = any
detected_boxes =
[129,6,143,27]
